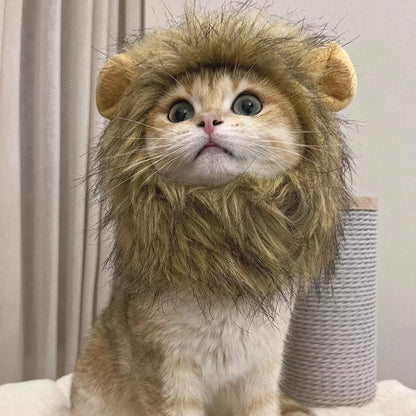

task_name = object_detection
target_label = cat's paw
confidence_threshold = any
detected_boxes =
[280,393,315,416]
[281,409,315,416]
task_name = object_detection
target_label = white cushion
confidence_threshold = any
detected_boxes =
[0,375,415,415]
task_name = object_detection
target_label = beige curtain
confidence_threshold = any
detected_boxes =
[0,0,144,383]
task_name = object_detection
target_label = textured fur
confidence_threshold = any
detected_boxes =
[71,5,354,416]
[96,9,352,310]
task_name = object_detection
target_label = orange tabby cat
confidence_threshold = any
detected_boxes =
[72,66,308,416]
[71,9,356,416]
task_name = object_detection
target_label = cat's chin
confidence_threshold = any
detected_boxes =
[156,168,277,189]
[158,167,279,188]
[156,154,278,187]
[154,154,240,187]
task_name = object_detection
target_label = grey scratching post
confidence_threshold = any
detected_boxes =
[281,197,378,408]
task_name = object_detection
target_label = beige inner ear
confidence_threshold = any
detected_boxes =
[306,42,357,111]
[96,54,137,119]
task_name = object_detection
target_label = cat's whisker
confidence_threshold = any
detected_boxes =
[98,160,149,183]
[122,149,180,175]
[226,157,256,185]
[251,142,315,162]
[167,153,189,178]
[257,144,315,173]
[135,135,177,140]
[101,150,173,172]
[242,147,276,175]
[242,144,281,168]
[265,147,325,170]
[161,69,189,92]
[145,144,179,151]
[112,117,173,135]
[101,155,162,198]
[239,64,260,84]
[285,142,332,149]
[221,137,335,159]
[242,141,319,155]
[151,154,182,177]
[102,135,175,145]
[230,136,338,156]
[224,131,320,145]
[248,147,288,175]
[101,148,142,160]
[143,151,186,184]
[285,128,322,134]
[97,149,171,186]
[241,137,327,149]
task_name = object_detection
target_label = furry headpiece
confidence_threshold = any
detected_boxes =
[94,7,356,314]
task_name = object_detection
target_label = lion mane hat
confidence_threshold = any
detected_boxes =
[94,6,356,313]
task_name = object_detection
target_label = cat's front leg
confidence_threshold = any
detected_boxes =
[233,359,281,416]
[161,357,205,416]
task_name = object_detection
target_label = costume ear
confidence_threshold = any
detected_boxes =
[306,42,357,111]
[96,54,137,119]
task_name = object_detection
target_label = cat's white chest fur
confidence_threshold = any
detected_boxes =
[152,295,292,391]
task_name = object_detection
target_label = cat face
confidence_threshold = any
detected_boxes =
[144,68,303,186]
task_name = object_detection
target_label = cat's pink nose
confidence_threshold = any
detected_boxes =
[197,113,223,135]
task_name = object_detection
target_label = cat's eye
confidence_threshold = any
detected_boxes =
[168,100,194,123]
[232,94,262,116]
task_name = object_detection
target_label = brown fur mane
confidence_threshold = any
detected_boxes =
[94,8,352,314]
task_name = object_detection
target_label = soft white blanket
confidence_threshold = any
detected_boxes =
[0,375,415,415]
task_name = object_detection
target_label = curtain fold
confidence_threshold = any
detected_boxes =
[20,0,63,382]
[58,0,96,378]
[0,0,144,383]
[0,0,24,384]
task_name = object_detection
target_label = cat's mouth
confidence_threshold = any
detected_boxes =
[195,143,234,159]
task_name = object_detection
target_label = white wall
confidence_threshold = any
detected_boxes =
[146,0,416,388]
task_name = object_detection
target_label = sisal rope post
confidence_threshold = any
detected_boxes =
[281,197,378,407]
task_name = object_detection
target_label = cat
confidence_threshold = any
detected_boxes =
[71,9,355,416]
